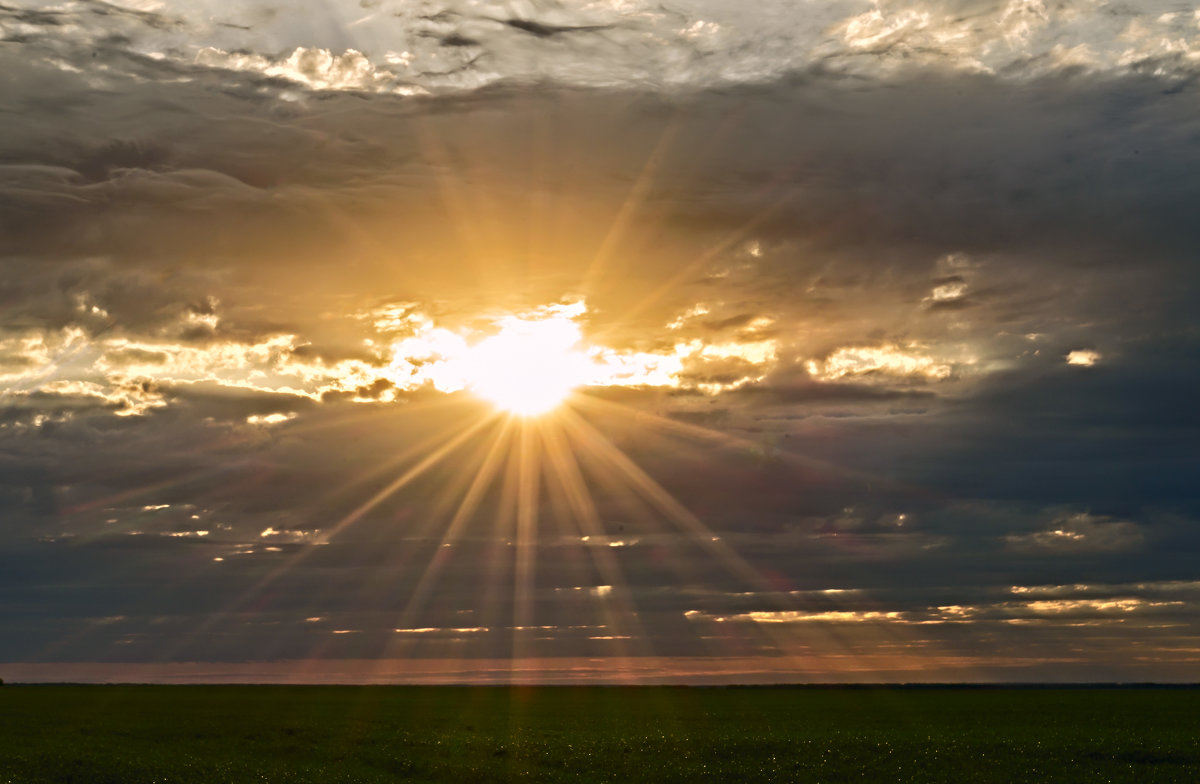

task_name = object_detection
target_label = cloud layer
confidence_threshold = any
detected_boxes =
[1,0,1198,680]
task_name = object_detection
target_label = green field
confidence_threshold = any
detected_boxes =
[1,685,1198,782]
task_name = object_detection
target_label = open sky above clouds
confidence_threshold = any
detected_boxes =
[1,0,1199,683]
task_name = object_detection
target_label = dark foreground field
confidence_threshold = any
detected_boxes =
[1,685,1198,783]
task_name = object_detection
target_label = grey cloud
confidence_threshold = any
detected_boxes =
[1005,512,1147,554]
[3,60,1197,375]
[2,0,1199,676]
[13,0,1198,94]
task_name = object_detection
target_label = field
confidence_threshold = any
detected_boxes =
[1,685,1198,783]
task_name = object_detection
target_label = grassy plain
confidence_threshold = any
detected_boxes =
[1,685,1197,783]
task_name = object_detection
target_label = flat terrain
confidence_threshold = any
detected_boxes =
[1,685,1198,782]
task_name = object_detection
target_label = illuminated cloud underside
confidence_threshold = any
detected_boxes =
[0,300,781,422]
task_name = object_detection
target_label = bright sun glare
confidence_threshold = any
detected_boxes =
[386,300,692,416]
[463,313,595,416]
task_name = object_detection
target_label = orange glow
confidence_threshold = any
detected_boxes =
[463,312,594,416]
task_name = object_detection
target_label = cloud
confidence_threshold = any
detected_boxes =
[805,343,959,383]
[1066,349,1101,366]
[1006,512,1146,554]
[10,0,1200,101]
[1,0,1199,677]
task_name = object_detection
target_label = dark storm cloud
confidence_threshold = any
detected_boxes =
[2,44,1198,253]
[877,338,1200,517]
[2,0,1199,678]
[1,63,1193,408]
[3,56,1197,378]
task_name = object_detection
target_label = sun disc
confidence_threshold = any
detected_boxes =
[464,316,593,416]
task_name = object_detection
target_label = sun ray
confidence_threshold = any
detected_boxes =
[478,428,523,652]
[408,418,514,538]
[539,419,650,666]
[349,419,515,676]
[300,402,488,521]
[511,418,540,663]
[557,410,799,660]
[561,403,940,663]
[570,400,943,663]
[60,406,320,521]
[156,410,496,663]
[314,411,499,545]
[581,116,683,298]
[413,116,510,286]
[74,397,462,525]
[573,392,937,501]
[558,407,782,599]
[62,464,233,522]
[390,418,514,638]
[588,160,811,345]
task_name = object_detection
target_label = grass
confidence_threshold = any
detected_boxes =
[1,685,1198,782]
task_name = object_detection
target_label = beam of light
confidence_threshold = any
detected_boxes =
[314,411,498,544]
[512,418,540,663]
[566,395,953,662]
[63,393,463,530]
[42,415,434,658]
[62,466,229,521]
[413,116,507,284]
[552,408,725,602]
[347,419,516,674]
[590,154,818,344]
[236,411,497,609]
[581,116,682,297]
[298,396,480,499]
[153,410,496,664]
[539,419,650,666]
[479,426,522,656]
[573,392,937,502]
[576,398,960,662]
[389,418,514,641]
[558,407,783,599]
[600,210,778,338]
[60,409,307,521]
[47,401,484,662]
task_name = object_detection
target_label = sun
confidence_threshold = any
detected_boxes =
[460,312,596,416]
[385,300,682,417]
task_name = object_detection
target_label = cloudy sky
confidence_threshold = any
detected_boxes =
[2,0,1199,683]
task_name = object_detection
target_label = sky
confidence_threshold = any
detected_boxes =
[1,0,1199,684]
